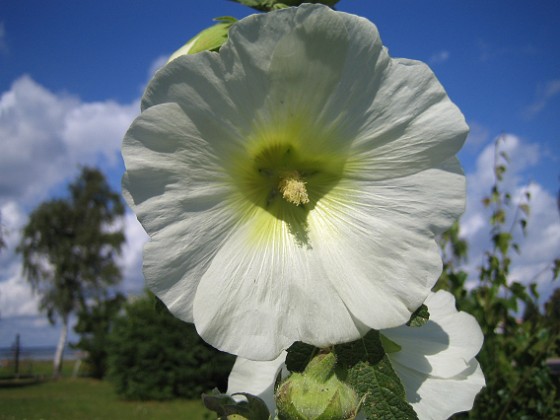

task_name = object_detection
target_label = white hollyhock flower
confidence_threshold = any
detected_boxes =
[226,291,485,419]
[227,352,287,414]
[382,290,486,419]
[122,4,468,360]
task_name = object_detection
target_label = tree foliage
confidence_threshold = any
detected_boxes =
[72,293,126,379]
[18,167,125,376]
[436,137,560,419]
[107,291,236,401]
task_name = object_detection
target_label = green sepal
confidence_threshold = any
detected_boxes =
[276,353,359,420]
[285,331,416,419]
[168,16,237,61]
[406,304,430,327]
[380,333,402,354]
[202,389,270,420]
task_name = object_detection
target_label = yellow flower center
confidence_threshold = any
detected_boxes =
[225,119,349,246]
[278,171,309,206]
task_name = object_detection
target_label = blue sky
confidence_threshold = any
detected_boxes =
[0,1,559,348]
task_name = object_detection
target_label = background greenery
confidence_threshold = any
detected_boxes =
[106,292,235,401]
[0,374,212,420]
[437,138,560,419]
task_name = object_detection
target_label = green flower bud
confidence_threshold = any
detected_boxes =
[168,16,237,62]
[276,353,359,420]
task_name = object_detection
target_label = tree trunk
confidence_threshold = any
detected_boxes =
[53,317,68,378]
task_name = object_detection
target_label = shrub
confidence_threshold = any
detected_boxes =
[107,291,235,400]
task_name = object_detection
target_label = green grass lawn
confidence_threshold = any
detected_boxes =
[0,376,213,420]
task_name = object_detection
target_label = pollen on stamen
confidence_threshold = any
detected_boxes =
[278,171,310,206]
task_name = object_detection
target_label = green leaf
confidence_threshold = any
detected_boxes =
[335,331,417,419]
[201,390,237,416]
[229,0,341,12]
[553,258,560,280]
[232,393,271,420]
[519,203,531,216]
[285,341,318,373]
[491,209,506,225]
[493,232,512,254]
[495,164,506,181]
[202,389,270,420]
[499,150,510,162]
[406,304,430,327]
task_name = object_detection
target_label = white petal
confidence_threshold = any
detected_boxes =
[343,57,468,181]
[193,211,366,360]
[227,352,287,413]
[393,359,485,420]
[312,159,464,330]
[384,291,484,378]
[122,103,240,322]
[312,195,442,330]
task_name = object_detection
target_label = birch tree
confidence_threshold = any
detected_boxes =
[18,167,125,377]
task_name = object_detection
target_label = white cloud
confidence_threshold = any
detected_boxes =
[0,202,41,324]
[524,79,560,119]
[0,76,143,347]
[459,133,559,301]
[429,50,449,65]
[0,75,138,206]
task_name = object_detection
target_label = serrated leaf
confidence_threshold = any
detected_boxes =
[406,304,430,327]
[285,341,318,373]
[335,331,417,419]
[346,360,417,419]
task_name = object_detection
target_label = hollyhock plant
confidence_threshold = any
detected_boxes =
[122,4,468,360]
[227,291,485,419]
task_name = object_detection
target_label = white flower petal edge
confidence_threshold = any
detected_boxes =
[227,352,287,414]
[122,3,468,360]
[383,290,485,419]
